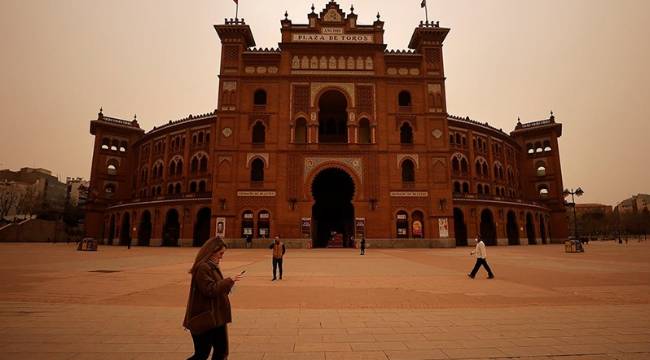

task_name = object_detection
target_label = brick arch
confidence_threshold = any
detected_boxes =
[303,162,362,202]
[313,86,353,109]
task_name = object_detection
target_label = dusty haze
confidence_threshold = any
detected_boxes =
[0,0,648,206]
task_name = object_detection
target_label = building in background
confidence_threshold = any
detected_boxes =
[86,1,569,248]
[66,177,89,208]
[0,167,66,220]
[616,194,650,214]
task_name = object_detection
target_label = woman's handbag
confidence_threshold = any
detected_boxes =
[186,282,216,334]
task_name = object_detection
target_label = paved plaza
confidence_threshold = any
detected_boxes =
[0,241,649,359]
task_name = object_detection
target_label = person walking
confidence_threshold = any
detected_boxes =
[245,234,252,249]
[268,236,286,280]
[360,235,366,255]
[467,235,494,279]
[183,237,243,360]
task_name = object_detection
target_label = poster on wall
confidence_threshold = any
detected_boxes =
[355,217,366,237]
[412,220,423,237]
[216,217,226,238]
[438,218,449,238]
[301,217,311,238]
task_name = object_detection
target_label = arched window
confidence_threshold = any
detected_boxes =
[198,180,206,193]
[101,138,110,150]
[119,141,127,152]
[199,156,208,172]
[107,164,117,176]
[104,184,116,194]
[167,184,174,194]
[449,134,454,144]
[401,159,415,183]
[452,158,460,174]
[254,89,267,106]
[190,181,197,193]
[455,133,461,145]
[111,139,119,151]
[400,122,413,144]
[251,158,264,182]
[537,166,547,177]
[544,140,552,152]
[461,158,468,174]
[453,181,461,193]
[477,184,484,195]
[252,122,266,144]
[475,161,482,176]
[398,91,412,107]
[538,184,549,198]
[295,118,307,144]
[484,185,490,195]
[198,132,204,144]
[482,163,488,177]
[176,160,183,175]
[358,118,371,144]
[462,182,470,193]
[175,183,181,194]
[191,157,198,173]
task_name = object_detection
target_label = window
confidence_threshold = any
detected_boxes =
[453,181,461,193]
[477,184,484,195]
[119,141,127,152]
[101,138,109,150]
[398,91,412,107]
[175,183,182,194]
[251,158,264,182]
[258,210,270,237]
[396,211,409,238]
[543,140,552,152]
[461,158,468,174]
[199,157,208,172]
[167,184,174,194]
[537,166,546,177]
[400,122,413,144]
[254,89,267,106]
[198,180,206,193]
[462,182,470,193]
[295,118,307,144]
[241,211,254,237]
[401,159,415,183]
[358,118,371,144]
[107,164,117,176]
[452,158,460,174]
[104,184,115,193]
[538,185,549,198]
[252,122,266,144]
[190,182,197,193]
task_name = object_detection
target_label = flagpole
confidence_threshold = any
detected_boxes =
[424,2,429,23]
[236,2,239,19]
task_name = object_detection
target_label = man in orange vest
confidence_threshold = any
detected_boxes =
[268,236,286,281]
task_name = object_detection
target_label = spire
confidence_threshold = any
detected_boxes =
[350,4,354,14]
[284,10,288,20]
[311,3,315,13]
[98,107,104,120]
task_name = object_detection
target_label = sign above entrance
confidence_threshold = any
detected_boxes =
[291,33,374,44]
[390,191,429,197]
[237,191,276,197]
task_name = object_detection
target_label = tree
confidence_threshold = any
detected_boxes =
[16,185,37,219]
[0,185,19,220]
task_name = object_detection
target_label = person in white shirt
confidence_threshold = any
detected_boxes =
[468,235,495,279]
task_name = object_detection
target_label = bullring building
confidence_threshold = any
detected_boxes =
[85,1,569,248]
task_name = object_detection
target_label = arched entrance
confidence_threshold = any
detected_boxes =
[193,207,212,247]
[163,209,180,247]
[138,210,152,246]
[540,215,547,244]
[453,208,468,246]
[526,212,536,245]
[480,209,497,246]
[311,168,355,248]
[506,210,519,245]
[108,214,115,245]
[119,213,131,246]
[318,90,348,143]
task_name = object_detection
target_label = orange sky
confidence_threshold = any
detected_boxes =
[0,0,648,206]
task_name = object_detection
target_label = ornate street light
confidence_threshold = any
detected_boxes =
[564,187,584,239]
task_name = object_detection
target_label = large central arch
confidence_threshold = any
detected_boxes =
[311,167,355,248]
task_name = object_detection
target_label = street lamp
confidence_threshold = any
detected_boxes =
[563,187,584,239]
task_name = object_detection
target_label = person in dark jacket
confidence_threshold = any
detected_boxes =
[268,236,286,280]
[360,235,366,255]
[183,237,243,360]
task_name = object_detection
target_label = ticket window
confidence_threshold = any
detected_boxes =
[258,210,270,238]
[241,210,254,238]
[396,211,409,238]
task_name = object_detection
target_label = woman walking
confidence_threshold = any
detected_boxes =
[183,237,243,359]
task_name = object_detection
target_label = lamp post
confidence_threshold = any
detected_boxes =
[563,187,584,239]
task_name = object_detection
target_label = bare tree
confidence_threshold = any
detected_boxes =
[0,185,19,220]
[16,185,37,219]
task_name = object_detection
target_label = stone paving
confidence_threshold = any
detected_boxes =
[0,241,649,359]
